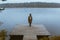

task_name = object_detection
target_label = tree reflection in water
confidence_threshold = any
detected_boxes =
[0,22,3,26]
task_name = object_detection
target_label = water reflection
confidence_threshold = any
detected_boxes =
[0,8,60,35]
[0,21,3,26]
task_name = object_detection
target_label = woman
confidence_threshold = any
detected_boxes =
[28,13,32,27]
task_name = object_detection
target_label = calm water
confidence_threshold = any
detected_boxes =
[0,8,60,35]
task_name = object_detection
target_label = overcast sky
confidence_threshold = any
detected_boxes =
[0,0,60,3]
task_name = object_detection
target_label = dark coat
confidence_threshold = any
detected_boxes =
[28,16,32,24]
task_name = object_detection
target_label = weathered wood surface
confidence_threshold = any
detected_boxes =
[10,24,50,35]
[10,24,50,40]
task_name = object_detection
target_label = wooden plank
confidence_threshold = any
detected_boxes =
[10,24,50,36]
[10,24,50,40]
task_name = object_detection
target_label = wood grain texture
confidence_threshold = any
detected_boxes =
[10,24,50,40]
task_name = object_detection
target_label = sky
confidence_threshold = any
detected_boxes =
[0,0,60,3]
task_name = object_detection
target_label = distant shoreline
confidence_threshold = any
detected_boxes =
[0,2,60,8]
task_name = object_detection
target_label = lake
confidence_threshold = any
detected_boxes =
[0,8,60,35]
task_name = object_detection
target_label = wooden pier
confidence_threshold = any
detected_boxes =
[10,24,50,40]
